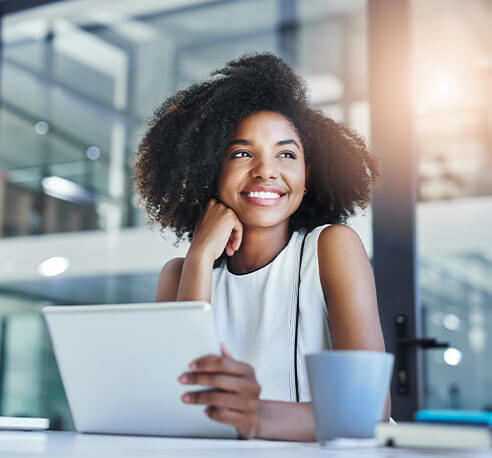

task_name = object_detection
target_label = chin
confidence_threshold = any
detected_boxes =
[237,213,291,229]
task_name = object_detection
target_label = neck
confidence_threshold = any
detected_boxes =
[227,222,291,275]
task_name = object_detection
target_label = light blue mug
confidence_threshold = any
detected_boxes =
[305,350,394,441]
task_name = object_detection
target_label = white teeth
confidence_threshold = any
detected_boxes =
[246,191,281,199]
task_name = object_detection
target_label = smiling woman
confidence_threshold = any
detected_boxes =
[216,110,308,270]
[135,53,377,245]
[134,52,386,441]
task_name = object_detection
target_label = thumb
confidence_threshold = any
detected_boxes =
[220,342,232,358]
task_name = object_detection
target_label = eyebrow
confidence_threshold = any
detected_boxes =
[227,139,300,149]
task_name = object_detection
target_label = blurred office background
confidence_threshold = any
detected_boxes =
[0,0,491,428]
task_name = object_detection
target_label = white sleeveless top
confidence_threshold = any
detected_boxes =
[211,224,332,402]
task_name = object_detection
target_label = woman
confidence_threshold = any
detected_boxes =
[134,52,389,441]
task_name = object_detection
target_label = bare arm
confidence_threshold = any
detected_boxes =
[317,225,391,420]
[176,250,215,302]
[255,224,390,441]
[156,257,184,302]
[156,252,215,303]
[256,401,316,441]
[156,199,243,304]
[171,216,389,440]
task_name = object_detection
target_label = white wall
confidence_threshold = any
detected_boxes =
[0,227,188,282]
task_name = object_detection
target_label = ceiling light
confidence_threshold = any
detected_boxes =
[42,176,98,204]
[34,121,49,135]
[86,146,101,160]
[38,256,70,277]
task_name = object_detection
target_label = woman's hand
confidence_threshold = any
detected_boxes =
[178,344,261,439]
[190,199,243,261]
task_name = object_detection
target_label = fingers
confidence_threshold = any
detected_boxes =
[179,372,249,393]
[231,219,243,252]
[181,390,258,439]
[205,407,243,425]
[179,370,260,395]
[226,216,242,257]
[200,198,243,258]
[180,346,260,440]
[226,239,235,257]
[181,389,258,413]
[188,354,253,377]
[205,407,256,439]
[220,343,232,358]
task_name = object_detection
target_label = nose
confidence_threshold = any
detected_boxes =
[249,156,279,180]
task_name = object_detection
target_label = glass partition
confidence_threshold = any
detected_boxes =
[413,0,492,410]
[0,0,371,429]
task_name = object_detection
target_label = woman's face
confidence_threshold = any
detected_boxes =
[217,111,309,229]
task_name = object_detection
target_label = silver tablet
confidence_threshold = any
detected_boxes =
[43,302,237,438]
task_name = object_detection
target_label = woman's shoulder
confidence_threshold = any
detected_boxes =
[317,224,370,272]
[300,223,368,273]
[160,257,185,275]
[156,257,185,302]
[300,223,358,253]
[318,223,362,246]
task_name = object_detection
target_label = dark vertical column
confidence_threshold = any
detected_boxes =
[0,6,5,411]
[0,2,4,119]
[0,2,4,237]
[368,0,421,421]
[125,47,138,227]
[276,0,298,67]
[0,6,5,414]
[0,2,4,111]
[0,318,7,415]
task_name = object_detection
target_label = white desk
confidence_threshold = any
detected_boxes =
[0,431,490,457]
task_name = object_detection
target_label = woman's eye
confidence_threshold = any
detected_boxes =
[279,151,296,159]
[231,150,251,158]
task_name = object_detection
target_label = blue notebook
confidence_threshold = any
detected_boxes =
[416,409,492,426]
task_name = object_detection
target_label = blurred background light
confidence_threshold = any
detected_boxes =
[430,73,459,102]
[38,256,70,277]
[34,121,50,136]
[469,327,486,352]
[86,146,101,160]
[42,176,98,204]
[443,347,462,366]
[442,313,460,331]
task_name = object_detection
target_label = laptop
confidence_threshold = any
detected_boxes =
[43,302,237,438]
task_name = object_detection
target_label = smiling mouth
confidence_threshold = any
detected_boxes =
[242,191,285,199]
[240,191,286,206]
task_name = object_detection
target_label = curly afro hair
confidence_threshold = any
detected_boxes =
[135,52,378,245]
